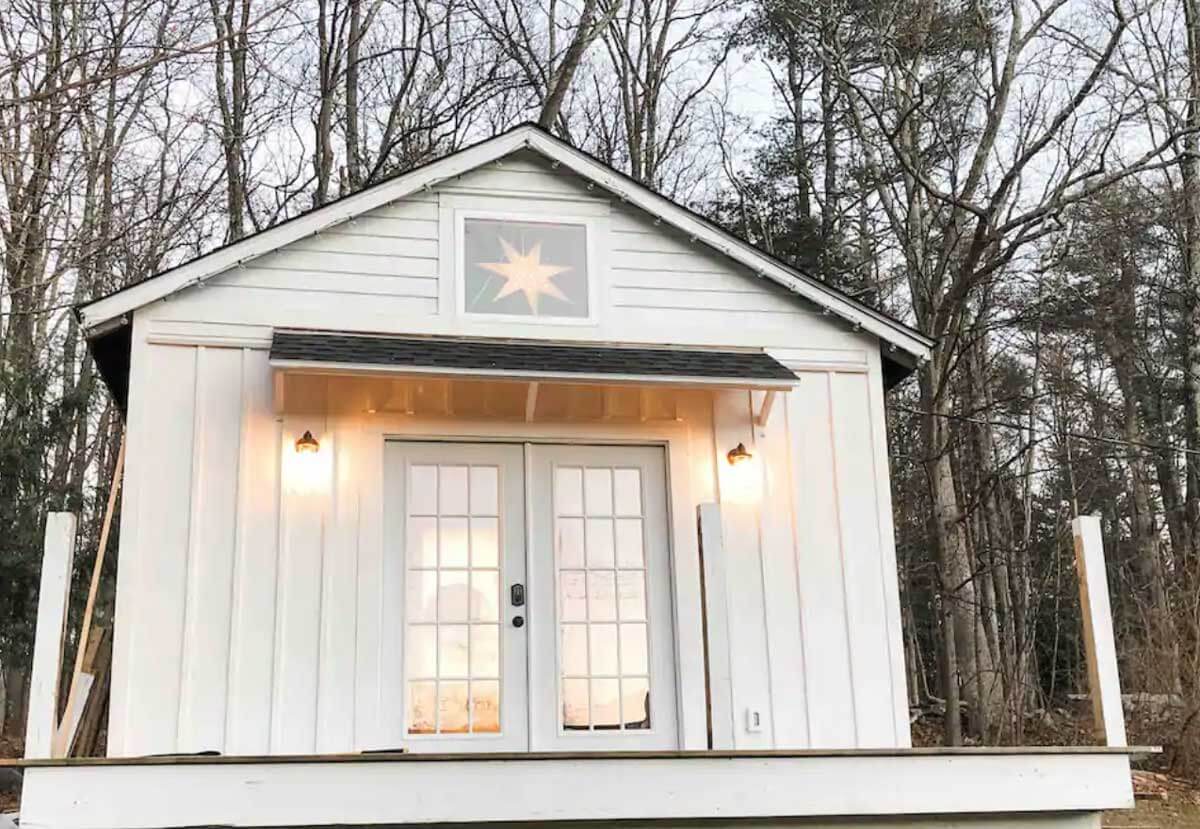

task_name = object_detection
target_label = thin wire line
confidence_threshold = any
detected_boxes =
[892,405,1200,458]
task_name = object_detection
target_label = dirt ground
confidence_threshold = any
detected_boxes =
[1107,773,1200,827]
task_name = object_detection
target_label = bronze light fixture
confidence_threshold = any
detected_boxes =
[726,442,752,465]
[295,430,320,454]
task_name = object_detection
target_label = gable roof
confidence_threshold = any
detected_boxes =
[77,123,933,394]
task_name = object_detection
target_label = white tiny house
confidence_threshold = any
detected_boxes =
[17,124,1140,829]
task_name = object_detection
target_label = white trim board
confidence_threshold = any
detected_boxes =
[20,752,1132,828]
[270,360,800,391]
[77,125,933,363]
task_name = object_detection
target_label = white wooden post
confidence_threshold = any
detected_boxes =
[25,512,78,759]
[1072,514,1127,747]
[697,503,734,749]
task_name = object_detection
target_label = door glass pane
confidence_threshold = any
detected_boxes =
[439,466,469,514]
[439,681,470,733]
[613,468,642,516]
[589,624,619,675]
[615,519,644,567]
[439,625,470,677]
[617,571,646,621]
[471,518,499,567]
[584,468,613,516]
[440,517,469,567]
[439,571,470,621]
[587,571,617,621]
[406,458,507,737]
[470,570,500,621]
[407,517,438,568]
[470,625,500,677]
[410,466,438,515]
[408,681,437,734]
[561,624,589,676]
[472,680,501,733]
[585,519,614,568]
[591,678,621,728]
[470,466,499,515]
[622,677,651,729]
[407,572,437,622]
[560,571,587,621]
[553,461,656,733]
[620,623,649,674]
[557,518,585,568]
[555,467,583,515]
[562,678,589,729]
[407,626,437,677]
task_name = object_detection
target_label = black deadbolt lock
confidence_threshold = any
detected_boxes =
[513,615,525,628]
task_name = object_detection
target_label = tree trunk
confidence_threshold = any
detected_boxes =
[921,358,980,743]
[538,0,611,130]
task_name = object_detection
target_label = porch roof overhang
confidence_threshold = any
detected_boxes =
[268,329,800,391]
[14,747,1146,829]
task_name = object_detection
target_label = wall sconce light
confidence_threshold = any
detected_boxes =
[295,430,320,454]
[727,442,753,465]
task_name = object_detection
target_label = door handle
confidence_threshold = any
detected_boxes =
[510,583,525,607]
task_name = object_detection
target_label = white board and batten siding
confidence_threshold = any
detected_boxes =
[708,348,908,751]
[108,149,910,756]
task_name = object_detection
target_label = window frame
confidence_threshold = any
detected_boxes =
[454,208,603,326]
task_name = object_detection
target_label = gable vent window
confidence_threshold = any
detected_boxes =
[461,217,592,322]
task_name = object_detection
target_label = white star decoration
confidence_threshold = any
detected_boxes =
[478,237,572,313]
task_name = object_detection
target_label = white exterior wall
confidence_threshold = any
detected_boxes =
[108,150,910,756]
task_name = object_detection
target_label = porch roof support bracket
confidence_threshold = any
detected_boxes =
[525,381,539,422]
[754,390,778,427]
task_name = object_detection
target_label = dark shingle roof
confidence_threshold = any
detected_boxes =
[270,330,797,384]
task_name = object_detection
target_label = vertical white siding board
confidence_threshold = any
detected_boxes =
[710,390,773,748]
[317,418,360,752]
[177,347,245,753]
[123,344,198,755]
[379,439,406,749]
[225,349,281,754]
[25,513,77,759]
[696,504,735,749]
[665,433,708,750]
[108,315,152,756]
[1073,515,1127,746]
[174,346,207,752]
[753,390,809,748]
[830,372,896,747]
[683,396,722,749]
[866,352,913,746]
[787,372,856,748]
[355,423,388,749]
[270,414,327,754]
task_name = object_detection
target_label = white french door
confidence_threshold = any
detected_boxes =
[388,440,677,752]
[387,442,528,751]
[528,444,678,751]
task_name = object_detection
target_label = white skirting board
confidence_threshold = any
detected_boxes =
[20,751,1133,829]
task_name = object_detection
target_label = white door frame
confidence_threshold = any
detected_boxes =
[376,414,708,752]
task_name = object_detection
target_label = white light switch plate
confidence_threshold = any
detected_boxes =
[745,708,764,733]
